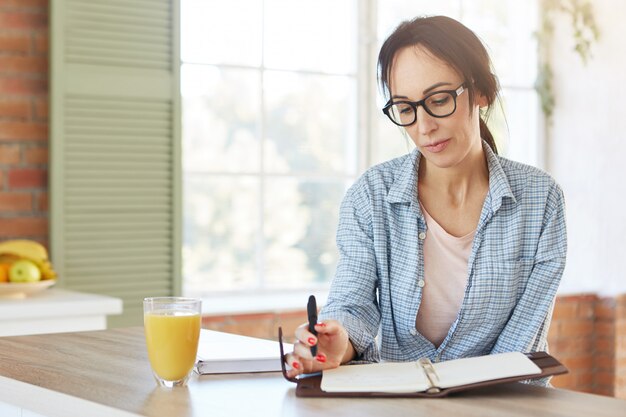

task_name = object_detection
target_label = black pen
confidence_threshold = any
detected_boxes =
[307,295,318,357]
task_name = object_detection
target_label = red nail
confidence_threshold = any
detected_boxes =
[292,361,300,369]
[307,337,316,346]
[315,354,326,363]
[315,323,326,328]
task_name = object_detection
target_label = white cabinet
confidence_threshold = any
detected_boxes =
[0,289,123,337]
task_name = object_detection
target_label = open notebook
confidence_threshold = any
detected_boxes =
[321,352,541,393]
[277,328,568,398]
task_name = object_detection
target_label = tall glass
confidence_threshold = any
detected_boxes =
[143,297,202,387]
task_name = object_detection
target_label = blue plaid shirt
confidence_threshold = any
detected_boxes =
[320,144,567,373]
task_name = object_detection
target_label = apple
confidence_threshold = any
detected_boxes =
[8,260,41,283]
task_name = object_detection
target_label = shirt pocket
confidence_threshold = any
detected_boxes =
[467,259,534,326]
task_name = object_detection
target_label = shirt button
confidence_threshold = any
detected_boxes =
[410,329,417,336]
[418,232,426,240]
[417,279,425,288]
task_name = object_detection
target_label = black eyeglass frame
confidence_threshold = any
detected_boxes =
[382,83,467,127]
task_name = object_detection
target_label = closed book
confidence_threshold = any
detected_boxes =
[195,329,289,374]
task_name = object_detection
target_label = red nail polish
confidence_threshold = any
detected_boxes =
[316,354,326,363]
[308,337,316,345]
[292,362,300,369]
[315,323,326,327]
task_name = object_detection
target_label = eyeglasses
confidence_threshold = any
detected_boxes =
[382,84,466,127]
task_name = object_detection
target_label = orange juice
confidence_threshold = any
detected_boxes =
[144,311,201,381]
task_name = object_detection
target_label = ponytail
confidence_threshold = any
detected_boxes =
[479,118,498,155]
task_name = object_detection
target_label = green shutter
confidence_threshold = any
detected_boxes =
[50,0,181,327]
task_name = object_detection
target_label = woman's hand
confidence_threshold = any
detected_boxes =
[284,319,355,379]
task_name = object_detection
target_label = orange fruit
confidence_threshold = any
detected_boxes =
[0,263,11,283]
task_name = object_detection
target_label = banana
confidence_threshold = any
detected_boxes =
[0,240,49,262]
[0,240,57,280]
[34,259,57,280]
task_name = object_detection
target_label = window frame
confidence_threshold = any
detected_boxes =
[181,0,544,304]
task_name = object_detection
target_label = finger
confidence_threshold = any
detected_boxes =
[283,352,303,376]
[294,340,318,360]
[313,320,339,335]
[295,332,318,355]
[294,323,318,346]
[285,353,322,378]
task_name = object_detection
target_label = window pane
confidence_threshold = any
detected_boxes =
[264,0,357,74]
[492,89,539,166]
[183,175,260,294]
[263,179,346,289]
[462,0,538,86]
[181,0,540,298]
[180,0,262,66]
[182,64,261,173]
[264,71,357,175]
[372,113,416,165]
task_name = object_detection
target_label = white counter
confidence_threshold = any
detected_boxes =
[0,289,123,337]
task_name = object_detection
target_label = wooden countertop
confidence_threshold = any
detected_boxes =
[0,327,624,417]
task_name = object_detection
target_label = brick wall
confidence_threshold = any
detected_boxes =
[548,294,596,392]
[614,296,626,398]
[594,297,616,396]
[546,294,626,398]
[0,0,49,244]
[204,294,626,399]
[203,310,308,342]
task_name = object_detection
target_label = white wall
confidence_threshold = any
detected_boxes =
[548,0,626,295]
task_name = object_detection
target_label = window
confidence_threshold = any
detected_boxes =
[181,0,540,298]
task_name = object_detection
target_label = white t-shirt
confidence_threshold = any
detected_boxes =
[415,204,475,347]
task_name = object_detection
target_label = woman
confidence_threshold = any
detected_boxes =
[285,16,567,385]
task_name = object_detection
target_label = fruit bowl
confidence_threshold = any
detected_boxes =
[0,280,56,299]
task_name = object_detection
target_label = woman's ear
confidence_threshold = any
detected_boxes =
[475,92,489,108]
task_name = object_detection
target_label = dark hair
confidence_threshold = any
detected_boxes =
[378,16,499,154]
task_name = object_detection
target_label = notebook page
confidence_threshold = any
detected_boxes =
[321,362,430,393]
[434,351,541,388]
